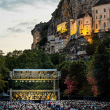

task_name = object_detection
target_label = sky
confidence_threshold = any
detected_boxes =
[0,0,60,55]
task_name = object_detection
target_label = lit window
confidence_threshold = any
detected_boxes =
[96,10,98,14]
[96,24,98,29]
[104,8,106,12]
[104,22,106,27]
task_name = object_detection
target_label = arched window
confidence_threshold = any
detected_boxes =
[96,24,98,29]
[96,10,98,14]
[99,15,102,19]
[104,22,106,27]
[104,8,106,12]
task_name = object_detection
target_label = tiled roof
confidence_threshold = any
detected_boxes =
[93,0,110,7]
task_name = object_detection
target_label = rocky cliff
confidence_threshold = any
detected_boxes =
[32,0,100,50]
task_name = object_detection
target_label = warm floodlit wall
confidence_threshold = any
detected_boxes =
[57,22,67,33]
[70,20,77,35]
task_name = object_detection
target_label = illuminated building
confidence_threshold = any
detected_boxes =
[8,69,60,101]
[77,13,92,36]
[92,0,110,33]
[57,22,67,33]
[70,19,77,36]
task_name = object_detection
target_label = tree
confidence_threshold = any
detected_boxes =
[0,55,9,92]
[64,60,91,96]
[56,61,71,94]
[59,53,66,64]
[87,60,99,96]
[86,34,100,56]
[39,37,47,46]
[0,74,7,91]
[5,49,55,69]
[93,38,110,98]
[43,61,55,69]
[50,53,59,65]
[56,61,71,71]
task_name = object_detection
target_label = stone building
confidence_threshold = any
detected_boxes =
[45,36,66,54]
[31,0,110,56]
[92,0,110,33]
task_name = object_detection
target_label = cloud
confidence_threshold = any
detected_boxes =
[27,26,33,30]
[0,0,59,11]
[7,27,23,33]
[18,21,38,26]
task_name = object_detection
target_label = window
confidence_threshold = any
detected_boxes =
[104,15,106,18]
[86,21,88,23]
[104,8,106,12]
[99,15,102,19]
[86,32,89,34]
[96,16,97,19]
[104,22,106,27]
[96,10,98,14]
[96,24,98,29]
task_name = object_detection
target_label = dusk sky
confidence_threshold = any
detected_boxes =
[0,0,60,55]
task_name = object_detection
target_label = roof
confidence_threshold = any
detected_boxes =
[93,0,110,7]
[0,92,9,97]
[13,69,57,71]
[77,13,92,19]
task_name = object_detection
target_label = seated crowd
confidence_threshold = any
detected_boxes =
[0,100,110,110]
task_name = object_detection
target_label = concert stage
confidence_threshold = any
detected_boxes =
[8,69,60,101]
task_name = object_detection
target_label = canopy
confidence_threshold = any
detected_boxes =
[0,92,9,97]
[0,92,10,101]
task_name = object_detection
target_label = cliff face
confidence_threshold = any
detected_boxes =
[47,0,99,37]
[31,0,100,50]
[31,22,50,49]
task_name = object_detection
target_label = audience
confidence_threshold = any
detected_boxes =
[0,100,110,110]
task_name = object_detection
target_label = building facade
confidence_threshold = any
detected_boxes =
[92,0,110,33]
[31,0,110,54]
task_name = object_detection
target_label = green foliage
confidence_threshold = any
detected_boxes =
[93,38,110,98]
[43,61,55,69]
[6,49,54,70]
[50,53,67,66]
[0,55,9,91]
[58,61,71,93]
[86,34,100,56]
[0,74,7,91]
[50,53,59,65]
[62,60,91,96]
[59,53,66,64]
[56,61,71,71]
[39,37,47,46]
